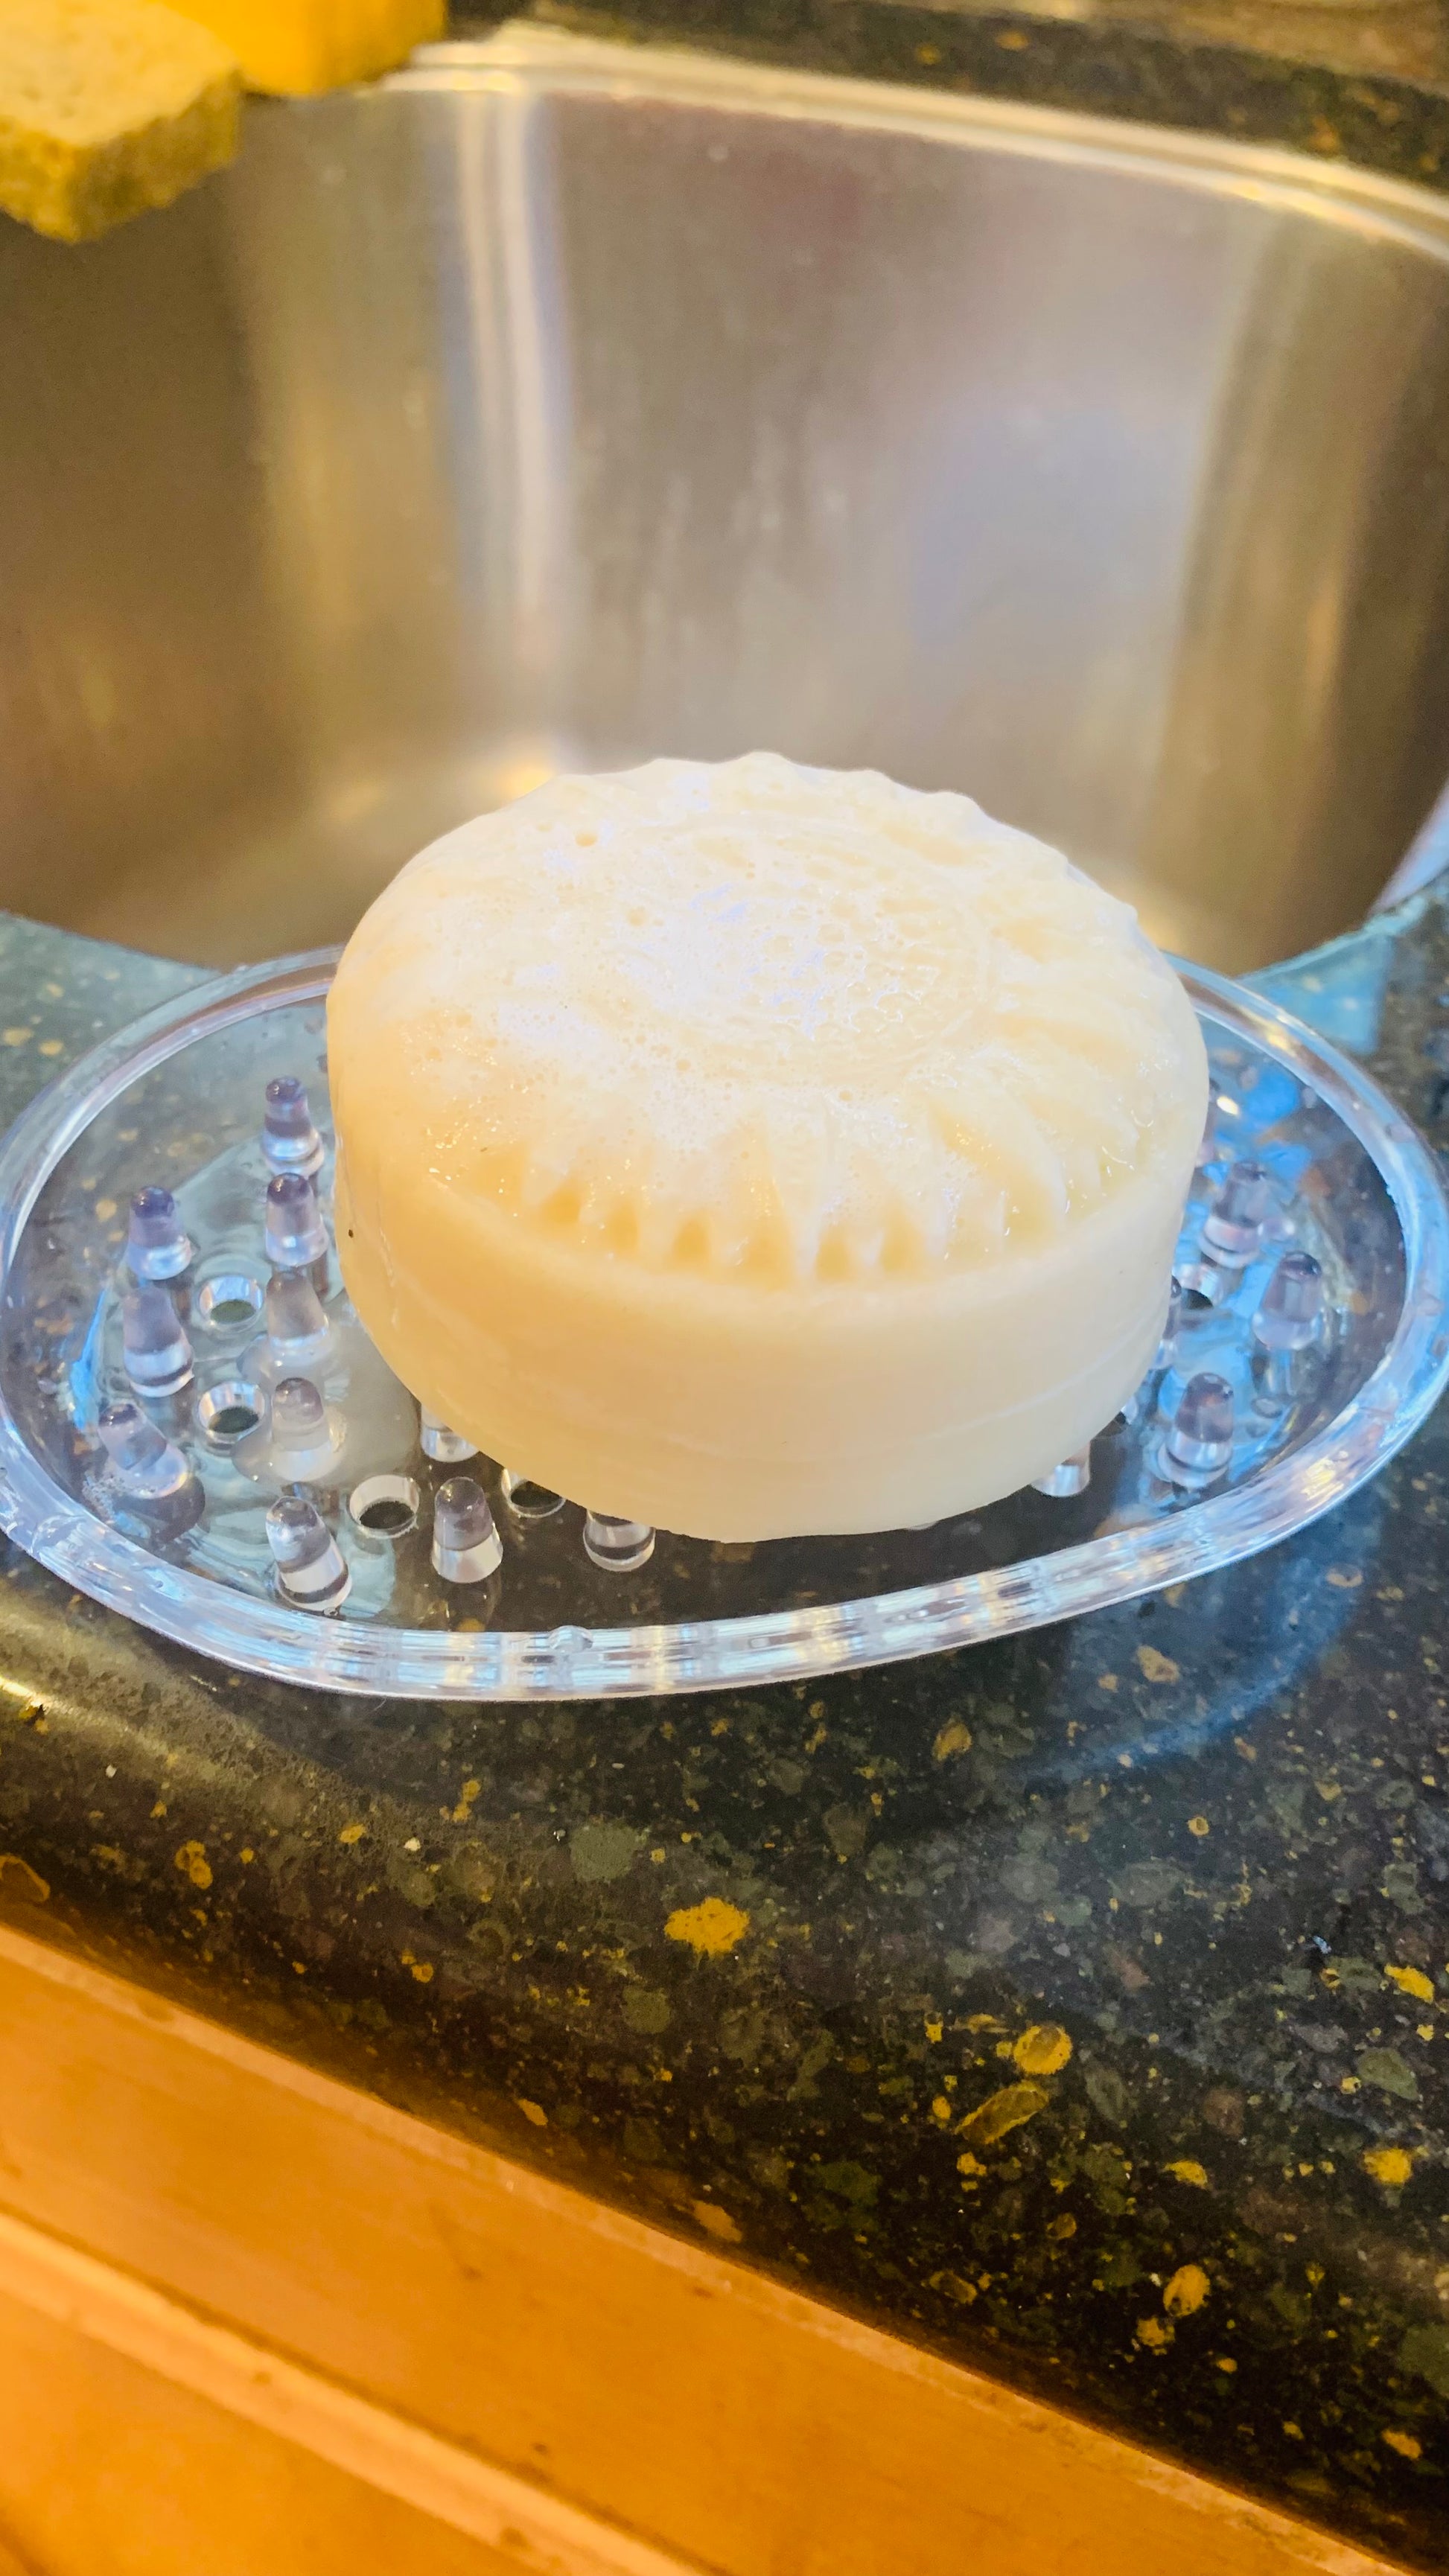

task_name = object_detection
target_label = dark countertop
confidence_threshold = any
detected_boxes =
[1,890,1448,2566]
[476,0,1449,197]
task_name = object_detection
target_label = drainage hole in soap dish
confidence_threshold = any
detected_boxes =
[197,1274,264,1330]
[348,1473,421,1537]
[196,1380,263,1444]
[500,1467,566,1520]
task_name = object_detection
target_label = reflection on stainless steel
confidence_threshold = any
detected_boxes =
[3,27,1449,971]
[1377,767,1449,911]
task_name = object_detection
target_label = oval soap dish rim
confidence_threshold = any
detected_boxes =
[0,947,1444,1700]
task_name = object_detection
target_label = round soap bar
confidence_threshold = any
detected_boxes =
[329,755,1208,1540]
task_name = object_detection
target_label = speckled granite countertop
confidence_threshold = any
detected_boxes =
[462,0,1449,197]
[0,890,1446,2565]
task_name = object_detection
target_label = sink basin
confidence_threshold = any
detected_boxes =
[4,26,1449,972]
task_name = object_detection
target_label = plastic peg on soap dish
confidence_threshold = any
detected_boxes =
[266,1493,351,1610]
[1161,1371,1235,1485]
[1252,1249,1326,1414]
[421,1407,479,1464]
[1155,1276,1185,1371]
[264,1171,328,1273]
[122,1283,193,1397]
[267,1374,344,1482]
[259,1269,333,1380]
[1202,1158,1276,1268]
[582,1511,655,1572]
[1254,1249,1325,1354]
[262,1075,324,1179]
[125,1185,194,1282]
[97,1399,195,1503]
[432,1477,503,1582]
[1031,1447,1092,1499]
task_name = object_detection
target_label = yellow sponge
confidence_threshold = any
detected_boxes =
[162,0,445,96]
[0,0,241,243]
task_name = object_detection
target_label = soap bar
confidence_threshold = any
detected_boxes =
[330,756,1208,1541]
[0,0,241,243]
[164,0,443,94]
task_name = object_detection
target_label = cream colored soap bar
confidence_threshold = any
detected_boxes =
[330,756,1208,1540]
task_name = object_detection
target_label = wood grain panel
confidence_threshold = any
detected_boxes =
[0,1923,1405,2576]
[0,2231,679,2576]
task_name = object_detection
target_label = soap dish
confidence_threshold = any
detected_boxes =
[0,949,1443,1700]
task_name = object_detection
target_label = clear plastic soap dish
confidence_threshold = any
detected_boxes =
[0,948,1445,1701]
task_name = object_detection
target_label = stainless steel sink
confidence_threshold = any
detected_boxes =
[4,26,1449,972]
